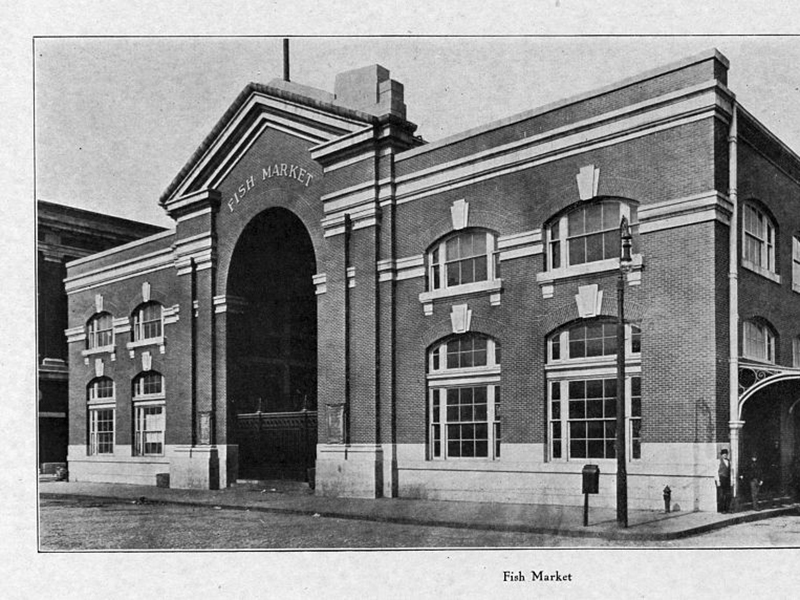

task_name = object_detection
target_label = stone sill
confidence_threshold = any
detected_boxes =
[742,260,781,284]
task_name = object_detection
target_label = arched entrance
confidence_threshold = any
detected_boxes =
[227,208,317,481]
[738,375,800,503]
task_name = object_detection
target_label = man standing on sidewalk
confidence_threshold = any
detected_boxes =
[740,455,764,511]
[715,449,732,513]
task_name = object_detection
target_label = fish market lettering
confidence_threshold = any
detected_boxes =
[226,162,314,212]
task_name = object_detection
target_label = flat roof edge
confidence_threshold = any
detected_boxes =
[66,229,175,268]
[399,48,728,162]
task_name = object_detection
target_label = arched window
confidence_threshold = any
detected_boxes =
[742,319,776,363]
[547,321,641,363]
[132,302,163,342]
[87,376,115,402]
[87,377,115,455]
[793,336,800,368]
[132,372,165,457]
[86,312,114,350]
[427,333,501,460]
[427,230,499,291]
[742,203,776,276]
[546,200,638,270]
[132,372,164,398]
[546,319,642,461]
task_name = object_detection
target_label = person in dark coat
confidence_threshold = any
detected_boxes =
[715,449,732,513]
[740,455,764,511]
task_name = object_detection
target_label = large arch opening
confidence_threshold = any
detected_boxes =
[739,378,800,503]
[227,207,317,481]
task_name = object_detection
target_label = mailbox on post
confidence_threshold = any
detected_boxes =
[582,464,600,526]
[582,464,600,494]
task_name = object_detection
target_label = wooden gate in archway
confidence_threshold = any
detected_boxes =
[236,410,317,482]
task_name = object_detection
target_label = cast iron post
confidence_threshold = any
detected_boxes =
[617,216,633,527]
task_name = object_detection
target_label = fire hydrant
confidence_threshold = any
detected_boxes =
[663,486,671,513]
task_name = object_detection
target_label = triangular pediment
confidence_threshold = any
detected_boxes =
[160,82,374,207]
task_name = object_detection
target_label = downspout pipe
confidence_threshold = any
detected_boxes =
[727,103,745,495]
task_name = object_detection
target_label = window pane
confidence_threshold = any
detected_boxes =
[460,234,473,258]
[431,265,440,289]
[570,421,586,439]
[585,337,603,357]
[585,233,604,263]
[603,230,618,260]
[570,440,586,459]
[550,241,561,269]
[632,376,641,397]
[569,380,585,399]
[460,259,474,284]
[631,327,642,353]
[567,209,584,235]
[585,203,602,233]
[568,239,585,265]
[586,379,603,398]
[602,202,620,229]
[552,440,562,459]
[473,233,487,256]
[587,440,605,458]
[473,256,487,281]
[475,441,488,457]
[586,399,603,419]
[446,263,460,286]
[445,237,459,260]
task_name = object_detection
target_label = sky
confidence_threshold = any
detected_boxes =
[34,36,800,229]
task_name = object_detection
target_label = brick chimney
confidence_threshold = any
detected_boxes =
[333,65,407,119]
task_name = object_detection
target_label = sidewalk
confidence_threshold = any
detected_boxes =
[38,478,798,542]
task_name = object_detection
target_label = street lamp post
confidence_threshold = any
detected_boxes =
[617,216,633,528]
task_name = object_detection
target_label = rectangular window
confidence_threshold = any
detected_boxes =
[445,232,488,286]
[743,321,775,363]
[568,379,617,459]
[550,381,562,459]
[549,221,561,269]
[743,204,776,273]
[134,405,165,456]
[431,389,442,458]
[549,376,641,461]
[567,202,620,266]
[631,376,642,460]
[429,385,499,459]
[135,303,163,341]
[88,314,113,349]
[89,408,114,455]
[793,236,800,292]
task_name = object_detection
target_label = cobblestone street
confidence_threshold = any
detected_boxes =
[39,496,800,550]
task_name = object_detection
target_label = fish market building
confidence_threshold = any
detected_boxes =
[64,49,800,511]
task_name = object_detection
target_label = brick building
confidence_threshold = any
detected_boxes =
[38,200,165,472]
[63,50,800,511]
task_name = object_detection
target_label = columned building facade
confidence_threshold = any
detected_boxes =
[64,51,800,511]
[38,200,165,472]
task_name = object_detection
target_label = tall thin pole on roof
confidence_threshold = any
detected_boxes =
[283,38,290,82]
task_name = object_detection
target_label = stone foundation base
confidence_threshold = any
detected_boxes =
[66,444,239,489]
[315,444,383,498]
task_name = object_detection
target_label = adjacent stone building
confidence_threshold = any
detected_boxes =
[63,50,800,511]
[38,200,165,472]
